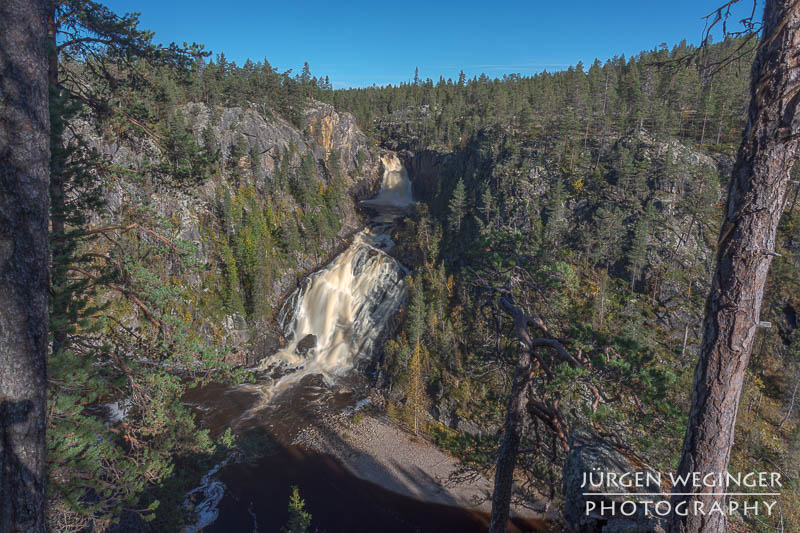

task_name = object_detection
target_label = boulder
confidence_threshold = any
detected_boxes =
[563,431,666,533]
[296,334,317,355]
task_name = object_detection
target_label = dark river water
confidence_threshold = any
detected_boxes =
[182,162,550,532]
[209,446,545,533]
[184,377,549,533]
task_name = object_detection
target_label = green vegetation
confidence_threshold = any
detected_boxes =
[45,1,356,530]
[282,486,312,533]
[334,36,800,531]
[323,38,752,153]
[42,1,800,530]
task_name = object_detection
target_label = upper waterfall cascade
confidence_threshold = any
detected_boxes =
[262,154,412,392]
[362,154,414,208]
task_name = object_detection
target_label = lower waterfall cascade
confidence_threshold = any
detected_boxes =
[184,153,414,531]
[262,153,412,392]
[267,229,407,389]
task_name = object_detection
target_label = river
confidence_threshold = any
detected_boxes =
[182,154,548,533]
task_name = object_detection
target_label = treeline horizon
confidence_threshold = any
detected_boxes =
[156,35,754,160]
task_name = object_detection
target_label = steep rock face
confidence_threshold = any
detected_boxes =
[402,131,727,343]
[396,131,732,435]
[181,101,380,204]
[400,149,444,203]
[80,101,384,364]
[305,102,370,171]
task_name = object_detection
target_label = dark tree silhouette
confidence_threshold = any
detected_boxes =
[0,0,51,531]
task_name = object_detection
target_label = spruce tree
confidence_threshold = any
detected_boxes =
[480,186,494,225]
[407,278,426,347]
[543,178,567,247]
[628,202,655,289]
[282,486,312,533]
[448,178,467,231]
[405,343,428,434]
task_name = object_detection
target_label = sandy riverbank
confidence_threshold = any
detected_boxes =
[293,409,553,523]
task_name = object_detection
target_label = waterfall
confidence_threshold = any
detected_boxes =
[262,154,412,393]
[362,154,414,208]
[185,154,413,532]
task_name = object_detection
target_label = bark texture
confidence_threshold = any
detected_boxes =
[488,291,575,533]
[668,2,800,532]
[0,0,51,531]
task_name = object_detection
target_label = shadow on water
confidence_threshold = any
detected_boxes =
[183,172,550,532]
[209,441,547,533]
[185,379,550,533]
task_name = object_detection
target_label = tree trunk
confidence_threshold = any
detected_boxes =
[489,302,533,533]
[715,99,728,145]
[668,2,800,533]
[0,0,51,531]
[680,322,690,360]
[699,109,709,145]
[778,381,798,428]
[47,4,68,356]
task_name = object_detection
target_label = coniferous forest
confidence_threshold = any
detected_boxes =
[1,2,800,533]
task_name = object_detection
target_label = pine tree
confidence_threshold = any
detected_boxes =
[589,206,622,268]
[0,1,50,529]
[406,278,426,347]
[405,343,428,434]
[544,178,567,246]
[229,134,250,186]
[249,143,262,181]
[203,124,220,161]
[448,178,467,231]
[480,187,494,225]
[38,4,237,528]
[282,486,312,533]
[628,202,655,289]
[670,4,800,531]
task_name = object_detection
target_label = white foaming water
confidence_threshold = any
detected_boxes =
[183,456,231,532]
[186,155,413,531]
[262,155,412,394]
[362,154,414,208]
[267,231,407,391]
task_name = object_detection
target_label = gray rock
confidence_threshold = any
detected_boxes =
[456,418,484,437]
[433,398,456,427]
[69,99,385,366]
[296,334,317,355]
[563,431,665,533]
[602,518,666,533]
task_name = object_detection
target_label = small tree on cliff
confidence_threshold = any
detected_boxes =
[405,343,429,435]
[448,178,467,231]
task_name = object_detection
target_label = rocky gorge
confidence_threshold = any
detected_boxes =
[82,101,387,366]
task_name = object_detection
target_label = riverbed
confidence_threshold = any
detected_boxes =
[182,154,551,532]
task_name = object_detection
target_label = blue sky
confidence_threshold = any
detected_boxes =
[103,0,763,88]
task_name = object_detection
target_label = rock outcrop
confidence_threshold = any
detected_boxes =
[78,100,385,365]
[563,432,666,533]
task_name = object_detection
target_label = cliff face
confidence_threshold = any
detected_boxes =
[81,101,384,365]
[394,129,729,400]
[402,130,724,275]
